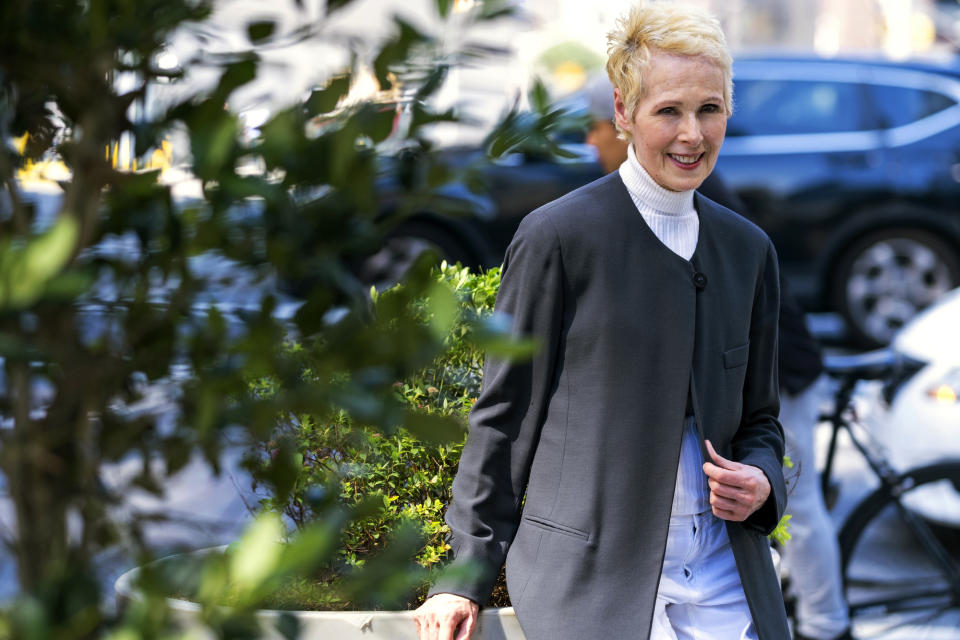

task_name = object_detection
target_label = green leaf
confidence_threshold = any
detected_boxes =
[259,108,303,165]
[292,287,335,336]
[410,104,457,132]
[0,332,44,360]
[306,74,351,115]
[474,314,538,359]
[486,111,526,158]
[477,0,516,21]
[256,436,302,506]
[355,103,396,143]
[229,514,285,594]
[426,280,458,340]
[403,410,465,445]
[769,513,792,545]
[529,77,549,113]
[275,613,300,640]
[215,58,259,101]
[0,215,79,310]
[415,64,449,102]
[247,20,276,44]
[197,112,239,178]
[325,0,357,13]
[546,139,579,159]
[373,19,427,90]
[436,0,454,18]
[277,518,342,575]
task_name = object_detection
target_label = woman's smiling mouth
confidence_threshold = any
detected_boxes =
[668,152,705,168]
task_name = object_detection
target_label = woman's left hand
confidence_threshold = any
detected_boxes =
[702,439,770,521]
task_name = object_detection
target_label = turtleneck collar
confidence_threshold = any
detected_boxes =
[618,143,696,216]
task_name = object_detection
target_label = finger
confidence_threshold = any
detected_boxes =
[708,473,754,495]
[710,492,742,512]
[428,614,443,640]
[704,439,739,471]
[712,504,745,521]
[708,480,747,501]
[454,610,478,640]
[417,621,431,640]
[702,462,746,488]
[442,612,469,640]
[420,617,434,640]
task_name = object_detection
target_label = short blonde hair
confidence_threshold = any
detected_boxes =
[606,1,733,139]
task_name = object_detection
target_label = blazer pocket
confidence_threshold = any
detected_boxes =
[521,515,590,541]
[723,343,750,369]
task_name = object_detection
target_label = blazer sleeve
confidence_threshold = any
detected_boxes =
[428,211,565,604]
[733,240,787,535]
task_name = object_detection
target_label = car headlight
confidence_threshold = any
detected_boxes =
[927,368,960,404]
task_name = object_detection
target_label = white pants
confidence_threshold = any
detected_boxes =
[651,511,757,640]
[780,375,850,640]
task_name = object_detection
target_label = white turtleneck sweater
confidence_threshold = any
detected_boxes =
[618,143,710,516]
[618,143,699,260]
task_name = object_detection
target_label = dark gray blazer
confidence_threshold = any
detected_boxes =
[431,172,789,640]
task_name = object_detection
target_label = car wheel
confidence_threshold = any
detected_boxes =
[833,228,960,346]
[356,220,478,290]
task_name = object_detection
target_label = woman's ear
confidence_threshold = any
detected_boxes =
[613,87,631,136]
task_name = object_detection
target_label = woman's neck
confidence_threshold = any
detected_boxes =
[620,143,695,216]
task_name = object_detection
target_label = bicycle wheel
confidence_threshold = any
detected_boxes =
[838,461,960,637]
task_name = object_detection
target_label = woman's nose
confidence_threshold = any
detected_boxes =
[677,114,703,146]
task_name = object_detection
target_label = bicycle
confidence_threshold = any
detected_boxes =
[815,348,960,637]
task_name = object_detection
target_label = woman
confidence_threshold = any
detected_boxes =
[415,3,789,639]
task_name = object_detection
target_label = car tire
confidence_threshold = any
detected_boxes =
[356,219,478,290]
[832,228,960,347]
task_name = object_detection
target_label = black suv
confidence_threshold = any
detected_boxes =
[369,54,960,346]
[719,54,960,345]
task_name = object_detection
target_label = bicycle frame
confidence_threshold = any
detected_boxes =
[818,368,960,617]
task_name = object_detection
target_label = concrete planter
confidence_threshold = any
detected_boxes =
[115,547,780,639]
[114,552,525,640]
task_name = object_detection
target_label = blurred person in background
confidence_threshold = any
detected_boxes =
[415,2,788,639]
[583,66,851,640]
[777,297,851,640]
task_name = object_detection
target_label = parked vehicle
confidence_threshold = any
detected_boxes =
[369,53,960,346]
[720,54,960,346]
[877,286,960,527]
[358,143,603,287]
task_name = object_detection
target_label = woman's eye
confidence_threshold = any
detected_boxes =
[701,104,721,113]
[658,107,676,115]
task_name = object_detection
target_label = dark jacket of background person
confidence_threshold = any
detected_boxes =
[430,172,789,640]
[777,280,824,394]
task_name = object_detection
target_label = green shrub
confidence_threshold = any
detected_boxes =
[248,262,516,609]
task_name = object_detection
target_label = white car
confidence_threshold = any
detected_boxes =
[872,287,960,526]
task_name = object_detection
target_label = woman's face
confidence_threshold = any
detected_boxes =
[614,50,727,192]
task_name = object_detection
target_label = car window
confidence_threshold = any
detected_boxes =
[867,84,957,128]
[728,79,867,136]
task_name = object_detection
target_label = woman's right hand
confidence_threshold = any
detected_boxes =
[413,593,480,640]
